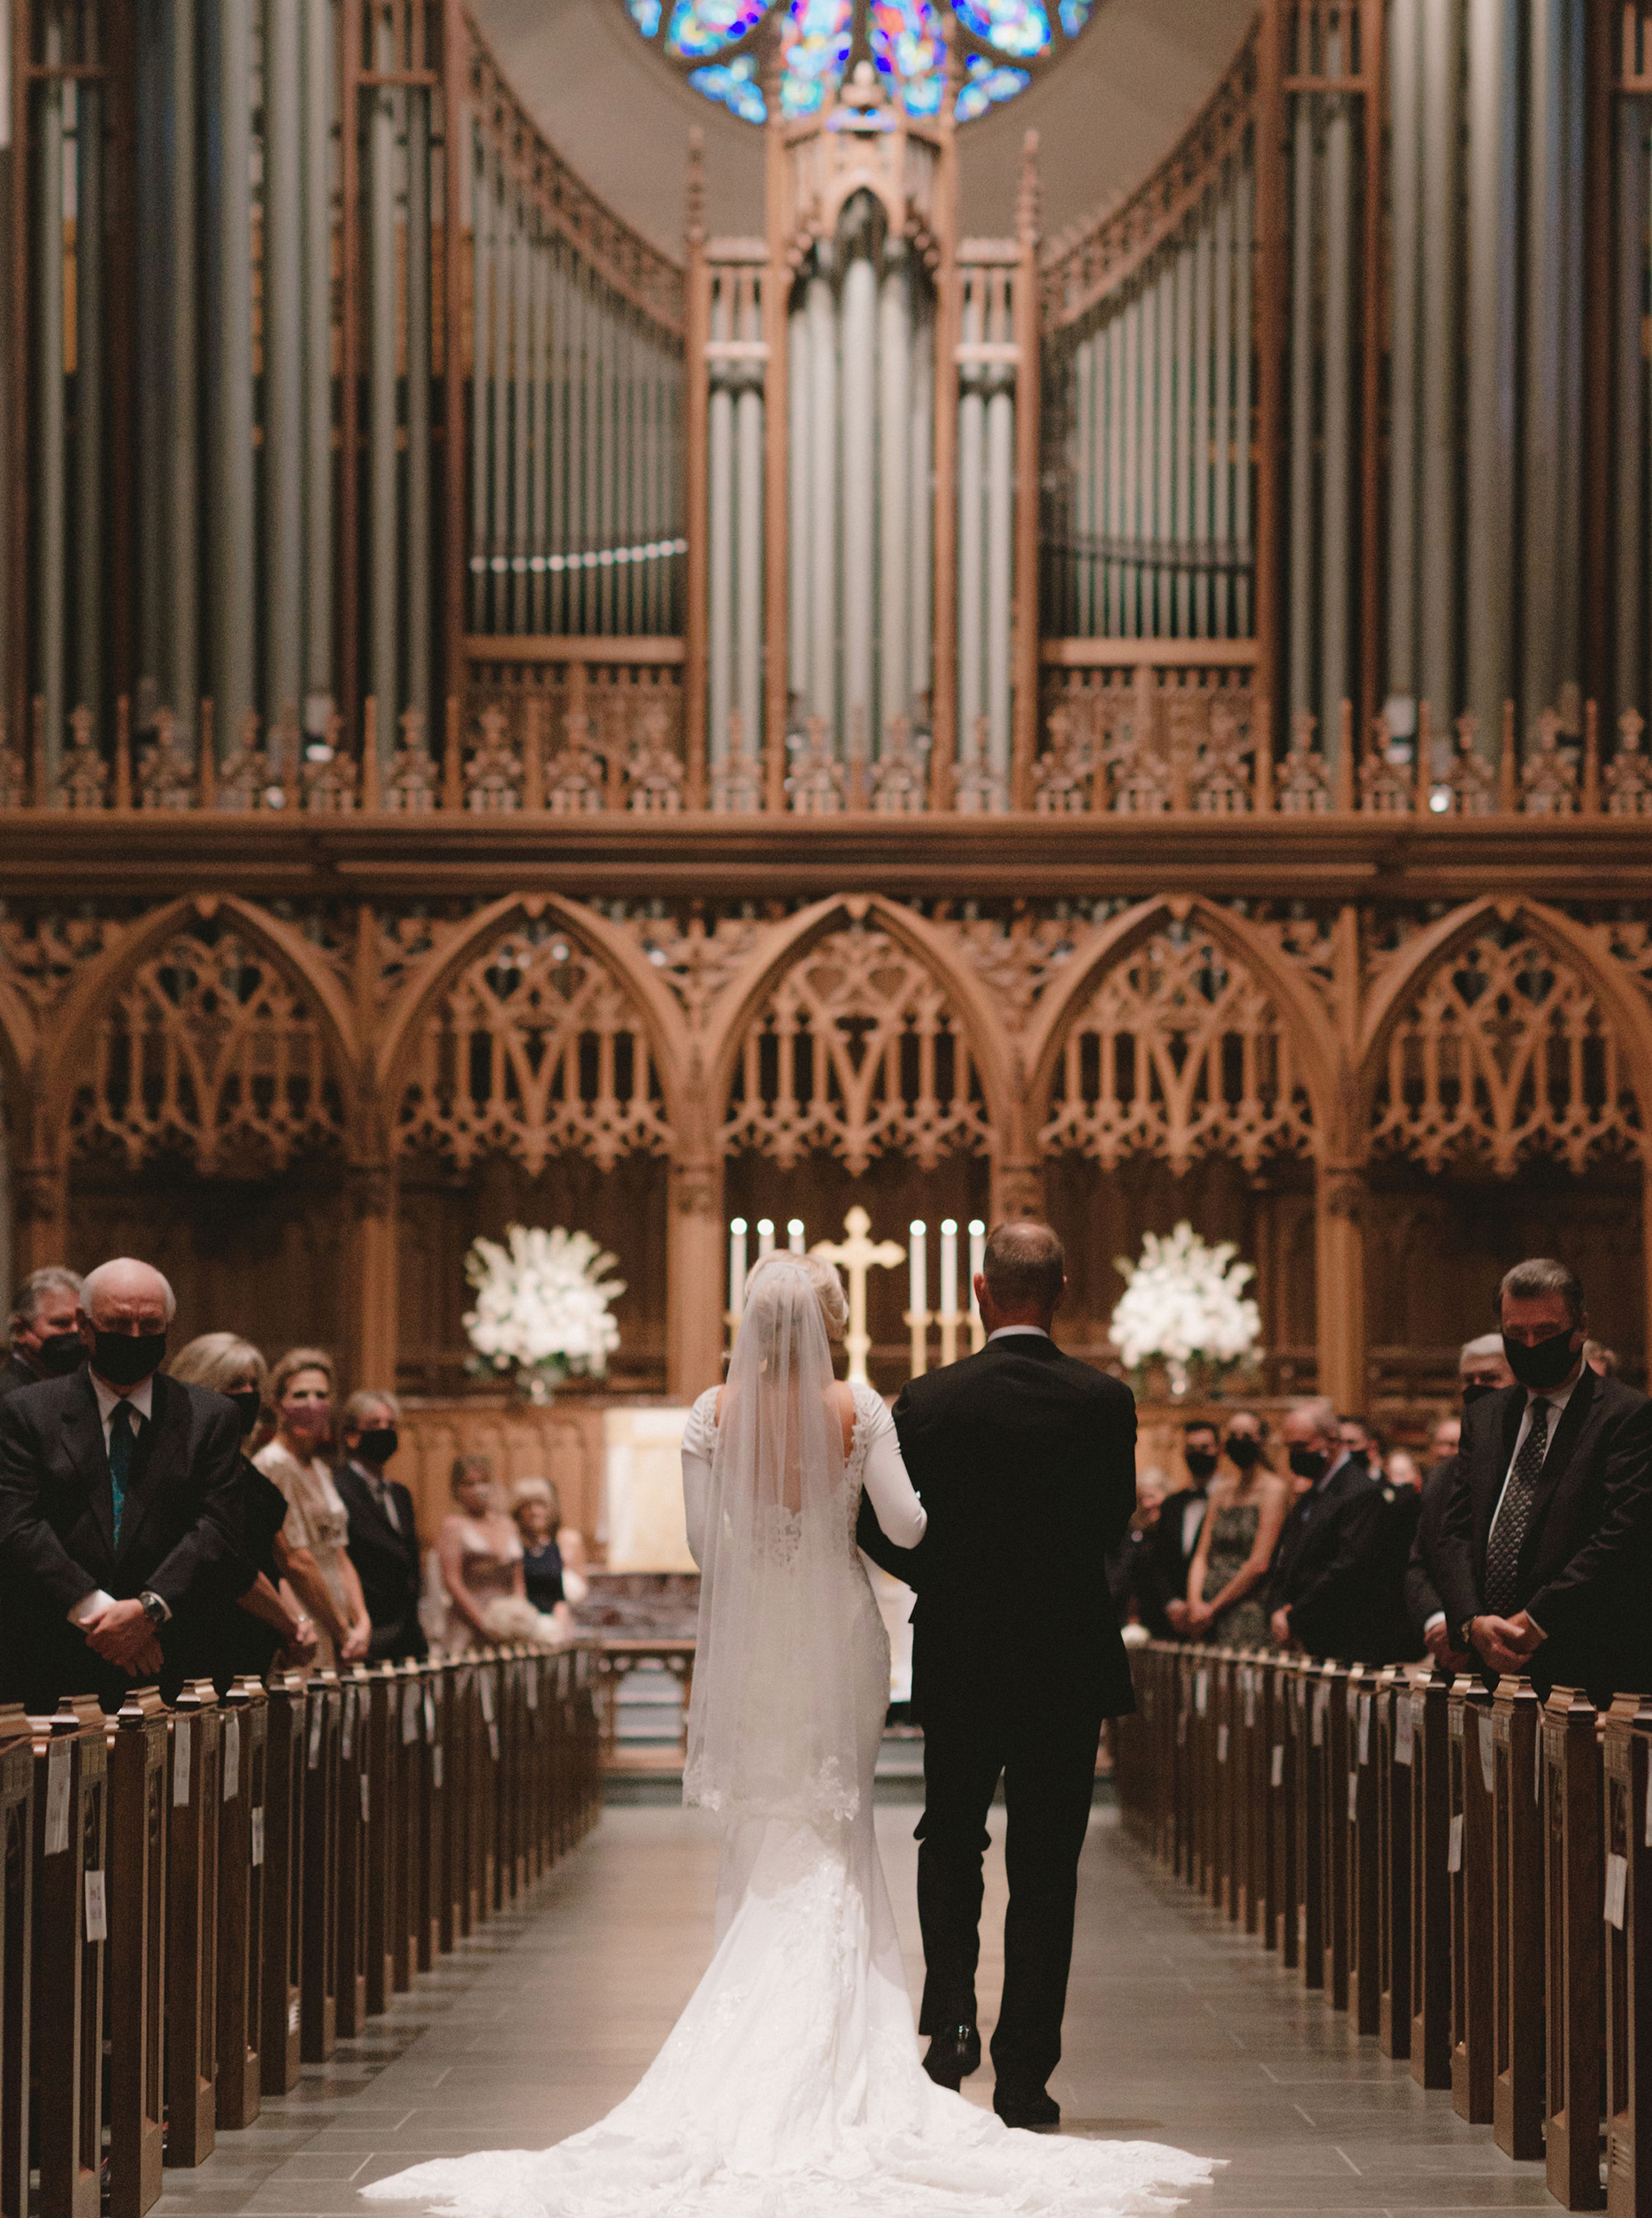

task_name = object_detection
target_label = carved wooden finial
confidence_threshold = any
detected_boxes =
[1018,130,1041,244]
[685,126,706,249]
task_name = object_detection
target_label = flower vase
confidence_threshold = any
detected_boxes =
[519,1361,567,1407]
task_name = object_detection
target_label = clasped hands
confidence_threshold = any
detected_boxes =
[1468,1611,1544,1677]
[81,1596,164,1677]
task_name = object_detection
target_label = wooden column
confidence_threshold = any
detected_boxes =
[350,1163,400,1393]
[1313,1159,1368,1409]
[1010,132,1041,811]
[0,1706,33,2218]
[683,131,711,805]
[667,1149,726,1401]
[1320,1662,1352,2012]
[414,1664,444,1969]
[12,1156,69,1277]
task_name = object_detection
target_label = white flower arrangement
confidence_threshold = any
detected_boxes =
[463,1224,626,1402]
[1109,1221,1262,1399]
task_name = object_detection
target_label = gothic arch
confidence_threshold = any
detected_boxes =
[33,894,364,1170]
[1023,895,1343,1155]
[1355,897,1652,1167]
[376,894,695,1165]
[702,896,1021,1165]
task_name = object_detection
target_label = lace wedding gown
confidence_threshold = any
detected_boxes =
[364,1377,1215,2218]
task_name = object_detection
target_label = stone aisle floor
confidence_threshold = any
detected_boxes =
[151,1801,1555,2218]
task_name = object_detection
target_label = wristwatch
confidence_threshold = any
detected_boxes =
[138,1591,169,1626]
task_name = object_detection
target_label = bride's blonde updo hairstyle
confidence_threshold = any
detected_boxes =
[741,1250,848,1347]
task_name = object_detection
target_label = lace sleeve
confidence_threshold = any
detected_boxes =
[680,1389,719,1569]
[854,1392,927,1550]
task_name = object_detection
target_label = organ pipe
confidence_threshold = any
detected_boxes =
[1319,63,1353,752]
[166,0,200,733]
[880,253,911,738]
[265,0,304,727]
[807,266,836,725]
[986,373,1012,777]
[1417,0,1458,742]
[1612,101,1644,718]
[709,286,734,763]
[1464,0,1518,749]
[1521,0,1564,731]
[1387,0,1421,718]
[735,357,763,759]
[211,0,257,747]
[303,0,333,703]
[73,72,103,730]
[406,87,433,737]
[788,296,810,707]
[841,233,876,756]
[1287,89,1315,718]
[368,60,398,741]
[37,27,66,776]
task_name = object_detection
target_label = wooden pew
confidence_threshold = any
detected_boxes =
[259,1674,305,2094]
[1605,1690,1652,2218]
[574,1639,603,1838]
[394,1663,425,1985]
[105,1692,167,2218]
[1239,1654,1269,1938]
[1448,1675,1495,2124]
[1319,1662,1352,2012]
[444,1658,476,1941]
[412,1663,444,1971]
[1545,1685,1606,2211]
[475,1651,502,1915]
[334,1669,371,2036]
[29,1700,105,2218]
[216,1677,267,2129]
[1377,1665,1413,2061]
[300,1672,342,2063]
[363,1665,400,2015]
[1408,1668,1454,2087]
[523,1649,549,1884]
[1490,1676,1544,2161]
[1295,1661,1326,1988]
[165,1681,222,2168]
[1345,1663,1381,2037]
[1272,1655,1302,1969]
[1172,1646,1195,1883]
[0,1707,33,2218]
[1213,1651,1239,1918]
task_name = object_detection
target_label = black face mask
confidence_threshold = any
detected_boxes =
[1226,1435,1263,1470]
[1288,1445,1328,1483]
[1502,1329,1579,1393]
[35,1331,85,1378]
[1184,1447,1218,1483]
[1461,1379,1500,1409]
[355,1426,399,1467]
[92,1329,167,1390]
[230,1388,263,1438]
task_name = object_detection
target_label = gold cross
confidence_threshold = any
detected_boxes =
[811,1206,905,1385]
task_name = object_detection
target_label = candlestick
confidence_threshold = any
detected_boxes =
[757,1217,775,1259]
[788,1218,805,1254]
[907,1221,929,1378]
[728,1217,748,1327]
[939,1218,960,1366]
[968,1218,986,1351]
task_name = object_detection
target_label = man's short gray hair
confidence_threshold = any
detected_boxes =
[343,1387,402,1429]
[982,1221,1065,1311]
[1289,1394,1340,1444]
[1458,1332,1505,1374]
[1497,1256,1583,1324]
[10,1265,83,1330]
[81,1258,178,1323]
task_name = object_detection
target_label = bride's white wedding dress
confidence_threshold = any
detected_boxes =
[365,1268,1214,2218]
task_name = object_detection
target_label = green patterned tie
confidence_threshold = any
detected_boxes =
[109,1401,136,1550]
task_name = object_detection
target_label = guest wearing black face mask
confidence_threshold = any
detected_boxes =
[0,1257,247,1710]
[0,1266,86,1397]
[1407,1334,1511,1671]
[1265,1396,1394,1662]
[1136,1421,1220,1639]
[335,1390,427,1662]
[1184,1411,1289,1648]
[1436,1258,1652,1700]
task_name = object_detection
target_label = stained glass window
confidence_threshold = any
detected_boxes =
[630,0,1094,124]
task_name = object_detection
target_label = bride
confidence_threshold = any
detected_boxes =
[365,1252,1215,2217]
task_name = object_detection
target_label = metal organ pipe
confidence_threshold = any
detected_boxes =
[807,265,836,725]
[74,65,104,730]
[986,349,1013,778]
[167,0,200,734]
[1212,174,1233,640]
[841,231,876,760]
[212,0,257,746]
[908,286,932,713]
[1319,45,1352,750]
[735,287,764,762]
[880,249,911,738]
[1287,81,1316,720]
[957,276,984,749]
[37,16,67,772]
[135,8,165,702]
[788,295,811,710]
[368,46,399,732]
[1387,0,1421,716]
[405,84,433,735]
[264,0,304,726]
[1464,0,1517,748]
[303,0,333,702]
[1521,0,1563,730]
[1192,209,1212,640]
[709,279,734,764]
[1613,98,1645,713]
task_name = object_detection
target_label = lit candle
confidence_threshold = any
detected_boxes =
[939,1219,959,1365]
[910,1220,927,1314]
[968,1219,987,1350]
[729,1218,748,1320]
[788,1218,805,1255]
[757,1217,775,1259]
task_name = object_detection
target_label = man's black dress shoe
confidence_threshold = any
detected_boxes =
[994,2086,1061,2130]
[921,2024,981,2089]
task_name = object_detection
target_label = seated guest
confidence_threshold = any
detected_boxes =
[0,1266,85,1397]
[255,1347,373,1669]
[1185,1412,1289,1648]
[335,1390,426,1662]
[1267,1396,1394,1662]
[437,1453,526,1649]
[1385,1448,1422,1490]
[1338,1415,1376,1471]
[0,1257,244,1710]
[1134,1421,1218,1638]
[1408,1333,1511,1671]
[510,1477,588,1625]
[1436,1259,1652,1700]
[169,1332,316,1688]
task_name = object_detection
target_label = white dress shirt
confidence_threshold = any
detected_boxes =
[986,1325,1050,1344]
[68,1370,166,1627]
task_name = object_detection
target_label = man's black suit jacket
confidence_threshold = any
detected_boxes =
[335,1462,428,1662]
[1403,1454,1456,1640]
[1132,1485,1208,1637]
[1264,1457,1390,1662]
[1435,1366,1652,1695]
[0,1353,41,1401]
[856,1334,1138,1724]
[0,1368,245,1708]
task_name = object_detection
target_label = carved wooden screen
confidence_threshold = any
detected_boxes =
[1041,925,1314,1173]
[396,922,672,1172]
[68,927,347,1171]
[721,926,990,1174]
[1370,927,1641,1176]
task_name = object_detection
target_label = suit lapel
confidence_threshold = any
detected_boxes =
[115,1374,188,1562]
[1473,1388,1526,1553]
[65,1373,115,1557]
[1520,1365,1599,1569]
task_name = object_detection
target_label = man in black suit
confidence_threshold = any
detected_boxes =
[857,1220,1135,2130]
[1435,1258,1652,1700]
[0,1266,85,1400]
[1406,1333,1511,1671]
[0,1256,244,1710]
[1132,1420,1218,1637]
[336,1389,427,1662]
[1266,1396,1392,1662]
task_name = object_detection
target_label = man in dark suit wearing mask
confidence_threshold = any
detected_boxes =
[0,1267,86,1399]
[1133,1420,1218,1637]
[1266,1395,1391,1662]
[0,1256,244,1710]
[335,1389,427,1662]
[1406,1333,1512,1672]
[1435,1258,1652,1700]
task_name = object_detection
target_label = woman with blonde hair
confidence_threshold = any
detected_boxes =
[437,1453,526,1648]
[508,1477,588,1637]
[255,1346,372,1667]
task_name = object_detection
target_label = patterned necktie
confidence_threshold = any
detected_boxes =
[109,1401,137,1551]
[1483,1398,1549,1616]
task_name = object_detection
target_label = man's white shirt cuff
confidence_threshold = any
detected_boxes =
[68,1587,115,1627]
[1423,1612,1446,1639]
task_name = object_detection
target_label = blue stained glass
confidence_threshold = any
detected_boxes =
[627,0,662,31]
[955,53,1028,117]
[1057,0,1091,32]
[780,0,851,114]
[688,53,768,116]
[870,0,942,91]
[666,0,766,58]
[953,0,1049,55]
